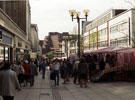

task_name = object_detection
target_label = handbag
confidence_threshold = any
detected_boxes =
[50,72,55,80]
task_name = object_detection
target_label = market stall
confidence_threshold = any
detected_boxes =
[84,47,135,82]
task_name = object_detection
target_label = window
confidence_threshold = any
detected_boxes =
[119,39,127,44]
[110,25,118,34]
[98,28,107,39]
[119,22,127,31]
[110,40,117,46]
[98,41,107,47]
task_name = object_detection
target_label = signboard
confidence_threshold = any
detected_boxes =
[30,52,37,59]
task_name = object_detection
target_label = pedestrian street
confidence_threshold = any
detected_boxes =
[0,70,134,100]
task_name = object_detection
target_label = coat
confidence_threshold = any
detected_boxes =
[13,64,24,76]
[0,69,20,96]
[23,64,30,75]
[78,63,89,74]
[30,63,37,76]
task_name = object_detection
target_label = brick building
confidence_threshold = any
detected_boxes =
[40,32,69,57]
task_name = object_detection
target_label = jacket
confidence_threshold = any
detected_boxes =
[30,63,37,76]
[13,64,24,75]
[23,64,30,75]
[78,63,89,74]
[73,61,80,70]
[0,69,20,96]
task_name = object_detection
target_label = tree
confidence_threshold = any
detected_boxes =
[124,0,135,8]
[46,52,54,59]
[72,26,78,35]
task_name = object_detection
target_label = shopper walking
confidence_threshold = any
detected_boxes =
[23,60,30,86]
[13,61,24,86]
[41,59,47,79]
[61,61,68,84]
[73,59,80,84]
[30,60,37,86]
[78,58,89,88]
[66,59,73,77]
[0,62,21,100]
[99,58,105,71]
[53,59,60,86]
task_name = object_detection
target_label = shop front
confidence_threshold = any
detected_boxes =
[0,29,13,63]
[15,37,31,62]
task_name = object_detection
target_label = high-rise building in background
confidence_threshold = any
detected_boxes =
[40,32,69,57]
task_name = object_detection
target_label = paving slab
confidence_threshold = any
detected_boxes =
[1,69,134,100]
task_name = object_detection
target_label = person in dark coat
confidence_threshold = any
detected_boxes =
[61,61,68,84]
[73,59,80,84]
[99,59,105,71]
[78,58,89,88]
[30,60,37,86]
[0,62,21,100]
[66,59,72,77]
[41,59,47,79]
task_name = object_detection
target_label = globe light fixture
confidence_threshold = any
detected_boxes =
[69,9,89,58]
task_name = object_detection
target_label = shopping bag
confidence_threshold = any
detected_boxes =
[50,72,55,80]
[66,75,70,82]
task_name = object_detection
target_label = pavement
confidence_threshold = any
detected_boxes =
[0,70,135,100]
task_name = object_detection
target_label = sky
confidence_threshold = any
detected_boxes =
[29,0,134,40]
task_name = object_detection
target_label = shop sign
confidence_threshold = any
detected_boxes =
[30,52,37,59]
[0,29,13,45]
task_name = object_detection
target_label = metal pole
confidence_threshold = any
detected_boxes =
[67,40,68,58]
[78,18,80,58]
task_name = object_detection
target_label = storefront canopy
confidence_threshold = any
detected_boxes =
[84,46,128,54]
[117,48,135,53]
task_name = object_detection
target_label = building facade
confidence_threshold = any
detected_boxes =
[30,24,39,52]
[61,35,78,58]
[0,0,31,36]
[84,9,135,52]
[40,32,69,58]
[0,0,31,62]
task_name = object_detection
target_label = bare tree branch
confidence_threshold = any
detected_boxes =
[124,0,135,8]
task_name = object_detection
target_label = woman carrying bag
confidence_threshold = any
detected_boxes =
[13,61,24,86]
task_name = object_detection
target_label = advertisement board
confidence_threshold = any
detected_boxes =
[30,52,37,59]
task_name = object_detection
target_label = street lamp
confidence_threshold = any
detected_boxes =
[69,9,89,58]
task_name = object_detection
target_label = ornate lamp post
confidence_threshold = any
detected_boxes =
[69,10,89,58]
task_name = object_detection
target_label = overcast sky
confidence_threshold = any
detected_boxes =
[29,0,134,40]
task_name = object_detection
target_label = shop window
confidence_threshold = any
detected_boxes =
[0,46,4,62]
[119,39,127,44]
[5,47,8,61]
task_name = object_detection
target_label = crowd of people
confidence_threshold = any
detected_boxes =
[0,59,38,100]
[0,53,114,100]
[48,54,116,88]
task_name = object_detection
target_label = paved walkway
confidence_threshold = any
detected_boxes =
[0,70,135,100]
